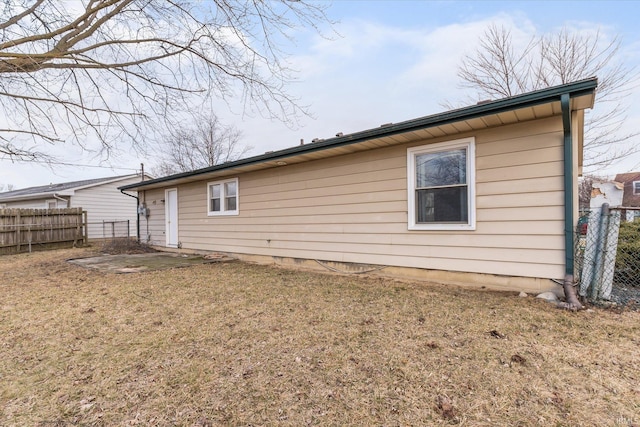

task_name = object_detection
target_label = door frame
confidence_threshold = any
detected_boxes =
[165,188,178,248]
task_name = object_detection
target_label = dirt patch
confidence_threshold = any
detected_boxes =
[68,252,235,273]
[99,238,158,255]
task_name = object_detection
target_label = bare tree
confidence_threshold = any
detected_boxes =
[151,112,251,176]
[0,183,15,192]
[578,176,594,210]
[0,0,329,162]
[457,25,638,170]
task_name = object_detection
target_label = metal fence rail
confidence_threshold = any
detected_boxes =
[86,220,130,240]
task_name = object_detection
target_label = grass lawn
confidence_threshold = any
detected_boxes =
[1,247,639,426]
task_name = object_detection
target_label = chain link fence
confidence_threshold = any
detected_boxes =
[86,220,130,240]
[575,205,640,307]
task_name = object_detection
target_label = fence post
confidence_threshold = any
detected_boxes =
[579,203,622,301]
[83,210,88,245]
[601,209,620,300]
[16,210,21,253]
[73,210,80,247]
[580,204,605,298]
[589,203,610,299]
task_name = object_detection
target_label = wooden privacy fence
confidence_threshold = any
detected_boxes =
[0,208,87,255]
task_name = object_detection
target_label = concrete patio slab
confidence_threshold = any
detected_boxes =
[68,252,234,273]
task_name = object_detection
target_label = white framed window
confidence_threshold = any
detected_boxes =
[207,178,239,216]
[407,137,475,230]
[633,181,640,195]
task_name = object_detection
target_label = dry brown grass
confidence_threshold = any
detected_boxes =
[1,248,639,426]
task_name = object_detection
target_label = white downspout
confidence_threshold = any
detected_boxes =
[52,193,68,207]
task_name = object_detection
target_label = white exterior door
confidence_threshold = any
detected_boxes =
[165,188,178,247]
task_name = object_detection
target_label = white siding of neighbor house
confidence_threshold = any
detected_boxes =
[71,177,141,238]
[142,116,569,280]
[0,197,70,209]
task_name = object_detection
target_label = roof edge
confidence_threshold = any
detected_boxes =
[0,192,60,203]
[0,173,149,201]
[120,78,598,191]
[69,173,150,193]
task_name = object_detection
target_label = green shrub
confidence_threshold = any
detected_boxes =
[615,219,640,286]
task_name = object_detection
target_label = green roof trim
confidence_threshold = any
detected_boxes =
[120,77,597,191]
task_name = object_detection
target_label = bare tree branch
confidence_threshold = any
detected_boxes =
[151,111,252,176]
[455,24,639,172]
[0,0,45,31]
[458,25,539,99]
[0,0,331,162]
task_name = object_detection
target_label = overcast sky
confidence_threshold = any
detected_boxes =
[2,0,639,189]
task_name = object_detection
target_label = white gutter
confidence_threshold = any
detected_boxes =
[52,193,68,207]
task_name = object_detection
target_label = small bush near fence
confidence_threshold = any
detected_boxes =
[615,219,640,287]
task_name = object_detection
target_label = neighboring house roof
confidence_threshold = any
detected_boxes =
[120,78,598,192]
[614,172,640,184]
[0,174,146,203]
[614,171,640,207]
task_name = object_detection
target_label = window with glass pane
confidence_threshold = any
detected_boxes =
[209,184,221,212]
[415,149,467,223]
[407,138,475,230]
[225,181,237,211]
[634,181,640,195]
[208,178,239,215]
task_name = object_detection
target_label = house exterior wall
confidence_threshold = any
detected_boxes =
[0,197,70,209]
[71,177,141,238]
[140,115,569,289]
[139,191,168,245]
[613,172,640,207]
[621,179,640,207]
[590,182,624,209]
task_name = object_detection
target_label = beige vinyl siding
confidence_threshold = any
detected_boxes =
[71,177,140,238]
[147,115,568,280]
[140,189,166,246]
